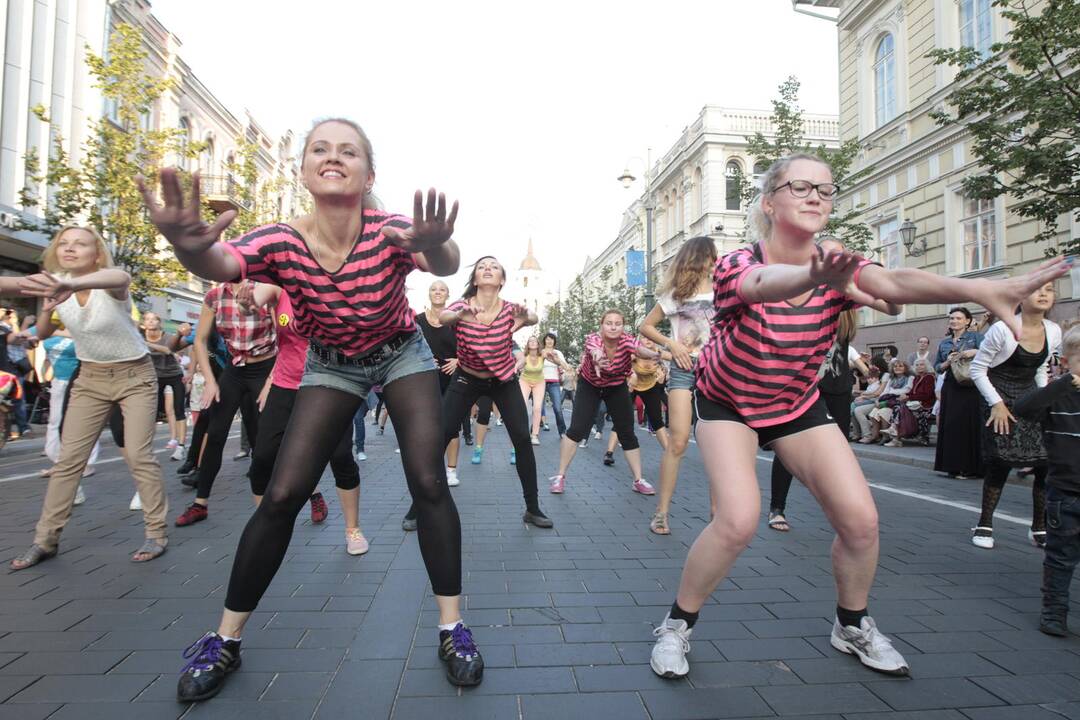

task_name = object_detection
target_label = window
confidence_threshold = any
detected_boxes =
[177,118,190,169]
[725,160,742,211]
[201,138,215,176]
[960,0,992,59]
[875,217,900,270]
[692,167,703,219]
[959,195,997,272]
[874,34,897,127]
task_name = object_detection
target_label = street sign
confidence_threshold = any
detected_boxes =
[626,250,645,287]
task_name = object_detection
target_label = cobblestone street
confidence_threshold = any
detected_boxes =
[0,419,1077,720]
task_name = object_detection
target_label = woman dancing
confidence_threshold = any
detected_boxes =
[648,153,1070,680]
[520,336,547,445]
[437,256,553,528]
[6,225,169,569]
[138,117,484,699]
[549,310,669,496]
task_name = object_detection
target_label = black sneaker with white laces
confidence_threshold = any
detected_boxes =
[438,623,484,686]
[177,632,241,702]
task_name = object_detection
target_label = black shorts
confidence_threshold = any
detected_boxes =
[693,390,834,449]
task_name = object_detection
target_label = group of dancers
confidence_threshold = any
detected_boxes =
[0,116,1071,702]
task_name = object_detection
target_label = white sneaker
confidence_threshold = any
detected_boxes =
[530,434,540,445]
[578,438,588,448]
[73,485,86,506]
[496,418,503,426]
[650,614,692,678]
[446,467,459,487]
[830,616,909,675]
[593,430,602,440]
[171,444,186,461]
[129,492,142,511]
[355,451,367,461]
[972,527,994,549]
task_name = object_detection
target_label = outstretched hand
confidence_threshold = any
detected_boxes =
[18,272,73,312]
[383,188,458,254]
[809,249,861,294]
[977,256,1072,339]
[136,169,236,254]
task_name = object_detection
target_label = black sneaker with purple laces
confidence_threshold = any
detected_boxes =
[438,623,484,686]
[177,632,241,702]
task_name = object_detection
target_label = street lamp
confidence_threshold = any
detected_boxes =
[898,218,927,257]
[617,157,656,310]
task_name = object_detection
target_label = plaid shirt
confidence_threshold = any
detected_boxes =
[205,282,277,366]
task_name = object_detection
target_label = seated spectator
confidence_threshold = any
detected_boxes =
[885,358,936,446]
[856,359,913,443]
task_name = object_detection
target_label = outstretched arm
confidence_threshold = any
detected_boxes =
[384,189,461,277]
[18,269,132,308]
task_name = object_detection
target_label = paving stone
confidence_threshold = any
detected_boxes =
[968,673,1080,705]
[640,687,775,719]
[574,663,686,692]
[514,642,622,667]
[0,675,40,702]
[0,704,62,720]
[46,702,186,720]
[715,637,825,662]
[184,700,320,719]
[957,707,1072,720]
[741,617,834,638]
[392,694,519,720]
[0,650,129,676]
[863,677,1003,711]
[685,659,803,688]
[522,690,649,719]
[757,681,891,715]
[8,674,156,703]
[898,632,1013,653]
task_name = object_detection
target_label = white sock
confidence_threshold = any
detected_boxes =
[438,620,462,632]
[220,634,241,643]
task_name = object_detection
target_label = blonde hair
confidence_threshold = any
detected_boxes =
[42,225,114,273]
[655,236,717,304]
[300,117,380,210]
[1062,323,1080,359]
[747,153,832,241]
[524,335,542,358]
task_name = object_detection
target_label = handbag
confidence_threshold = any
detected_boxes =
[895,403,918,438]
[951,356,974,386]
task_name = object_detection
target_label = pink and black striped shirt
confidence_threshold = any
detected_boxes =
[447,299,520,381]
[696,243,870,428]
[579,332,638,388]
[223,212,418,357]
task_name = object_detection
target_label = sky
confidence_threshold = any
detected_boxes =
[150,0,840,303]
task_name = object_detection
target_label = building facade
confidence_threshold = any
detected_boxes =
[831,0,1079,353]
[0,0,109,318]
[507,238,558,347]
[582,106,839,298]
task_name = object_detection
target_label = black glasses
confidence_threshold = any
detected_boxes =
[771,180,839,200]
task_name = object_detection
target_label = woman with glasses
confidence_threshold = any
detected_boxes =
[649,152,1070,681]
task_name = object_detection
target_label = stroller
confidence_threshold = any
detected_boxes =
[0,370,22,453]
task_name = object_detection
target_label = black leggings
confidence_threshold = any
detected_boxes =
[157,374,186,419]
[441,371,540,511]
[567,378,639,450]
[769,390,851,514]
[632,384,667,431]
[195,360,272,500]
[475,395,493,426]
[226,372,461,611]
[978,461,1047,531]
[249,385,358,495]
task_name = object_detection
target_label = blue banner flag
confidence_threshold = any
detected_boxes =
[626,250,645,287]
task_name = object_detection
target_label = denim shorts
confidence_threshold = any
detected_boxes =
[300,330,436,401]
[667,358,698,392]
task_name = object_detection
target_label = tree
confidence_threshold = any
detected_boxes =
[17,23,196,302]
[740,76,875,253]
[537,266,643,364]
[929,0,1080,255]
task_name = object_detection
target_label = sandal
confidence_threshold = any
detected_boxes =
[131,538,168,563]
[649,511,670,535]
[10,544,57,571]
[768,511,790,532]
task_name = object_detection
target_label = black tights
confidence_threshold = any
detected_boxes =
[195,362,271,500]
[977,462,1048,531]
[441,371,540,511]
[225,373,461,612]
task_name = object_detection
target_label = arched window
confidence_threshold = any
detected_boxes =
[725,160,742,211]
[177,118,191,169]
[874,34,897,127]
[201,137,215,176]
[752,161,769,190]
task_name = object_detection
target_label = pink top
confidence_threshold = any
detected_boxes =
[269,291,307,390]
[223,213,419,357]
[696,243,870,428]
[578,332,638,388]
[447,299,522,381]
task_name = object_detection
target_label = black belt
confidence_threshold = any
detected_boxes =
[310,332,414,368]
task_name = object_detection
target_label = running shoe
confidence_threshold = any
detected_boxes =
[593,430,602,440]
[232,449,250,461]
[523,509,554,528]
[166,439,179,450]
[346,528,369,556]
[438,623,484,686]
[377,427,385,436]
[496,418,503,426]
[603,451,615,466]
[509,450,516,465]
[542,421,550,431]
[549,475,565,494]
[73,485,86,506]
[447,467,460,487]
[650,614,692,678]
[401,515,417,532]
[471,446,483,464]
[355,450,367,462]
[830,616,909,675]
[181,474,198,489]
[176,503,208,527]
[633,478,656,495]
[176,632,241,702]
[578,438,588,448]
[971,527,994,549]
[177,460,197,476]
[130,492,142,511]
[309,493,328,524]
[171,444,186,461]
[530,434,540,445]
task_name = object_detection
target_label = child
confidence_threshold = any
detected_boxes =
[1014,322,1080,636]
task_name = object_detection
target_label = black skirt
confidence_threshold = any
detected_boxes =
[934,371,986,477]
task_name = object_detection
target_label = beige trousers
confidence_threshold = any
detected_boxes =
[33,356,168,550]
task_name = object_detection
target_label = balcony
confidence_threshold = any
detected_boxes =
[201,175,251,214]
